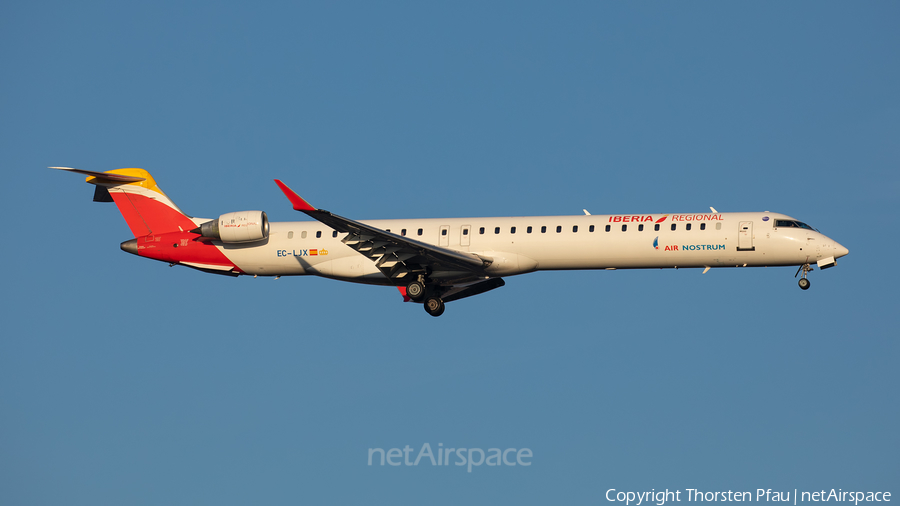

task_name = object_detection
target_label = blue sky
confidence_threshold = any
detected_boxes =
[1,2,898,504]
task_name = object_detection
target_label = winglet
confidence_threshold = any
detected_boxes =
[274,179,316,211]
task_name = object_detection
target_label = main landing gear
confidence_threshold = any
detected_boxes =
[795,263,812,290]
[406,279,426,302]
[406,277,446,317]
[423,296,445,317]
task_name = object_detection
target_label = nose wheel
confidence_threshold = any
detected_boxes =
[795,263,812,290]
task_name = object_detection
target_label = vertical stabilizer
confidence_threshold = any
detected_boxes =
[53,167,196,237]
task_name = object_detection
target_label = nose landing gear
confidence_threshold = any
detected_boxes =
[795,263,812,290]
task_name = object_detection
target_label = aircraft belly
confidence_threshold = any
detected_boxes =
[217,235,359,277]
[308,255,385,281]
[219,244,305,276]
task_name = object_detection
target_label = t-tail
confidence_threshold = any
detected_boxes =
[53,167,200,238]
[53,167,244,274]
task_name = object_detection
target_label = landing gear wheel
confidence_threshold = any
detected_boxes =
[798,278,810,290]
[406,280,426,302]
[424,297,445,317]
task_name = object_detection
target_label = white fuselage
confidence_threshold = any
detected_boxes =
[216,211,847,284]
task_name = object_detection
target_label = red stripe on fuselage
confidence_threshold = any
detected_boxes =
[134,231,240,272]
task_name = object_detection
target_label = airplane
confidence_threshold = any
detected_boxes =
[56,167,849,317]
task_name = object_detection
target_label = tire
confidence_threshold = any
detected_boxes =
[798,278,810,290]
[424,297,445,317]
[406,281,425,301]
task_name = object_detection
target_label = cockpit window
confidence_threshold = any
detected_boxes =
[775,220,815,230]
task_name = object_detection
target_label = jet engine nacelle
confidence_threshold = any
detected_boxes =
[198,211,269,243]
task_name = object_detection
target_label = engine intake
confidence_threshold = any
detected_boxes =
[197,211,269,243]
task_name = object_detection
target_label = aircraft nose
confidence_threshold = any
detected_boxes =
[834,242,849,258]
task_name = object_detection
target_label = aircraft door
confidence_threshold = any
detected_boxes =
[439,225,450,247]
[738,221,754,251]
[460,225,471,247]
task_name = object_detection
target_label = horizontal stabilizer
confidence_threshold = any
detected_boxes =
[50,167,146,183]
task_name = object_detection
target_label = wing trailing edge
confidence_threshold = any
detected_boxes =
[273,179,492,280]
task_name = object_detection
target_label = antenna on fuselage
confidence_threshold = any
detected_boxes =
[583,209,591,215]
[709,207,718,213]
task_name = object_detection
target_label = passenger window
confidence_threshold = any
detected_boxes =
[441,229,447,236]
[333,231,338,237]
[556,226,562,233]
[654,224,660,232]
[716,223,722,230]
[417,228,423,236]
[605,225,611,232]
[573,225,578,233]
[316,231,322,238]
[527,226,532,234]
[670,224,676,231]
[301,231,308,239]
[479,227,485,234]
[638,224,644,232]
[541,226,547,233]
[463,229,469,235]
[288,231,293,239]
[511,226,516,234]
[385,229,390,233]
[589,225,595,232]
[700,223,706,230]
[401,229,407,236]
[686,223,692,231]
[622,224,627,232]
[495,227,500,234]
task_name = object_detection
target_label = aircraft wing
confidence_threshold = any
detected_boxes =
[274,180,492,280]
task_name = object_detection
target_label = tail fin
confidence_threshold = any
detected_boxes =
[54,167,197,237]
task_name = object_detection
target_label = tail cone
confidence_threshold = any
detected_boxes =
[120,239,139,256]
